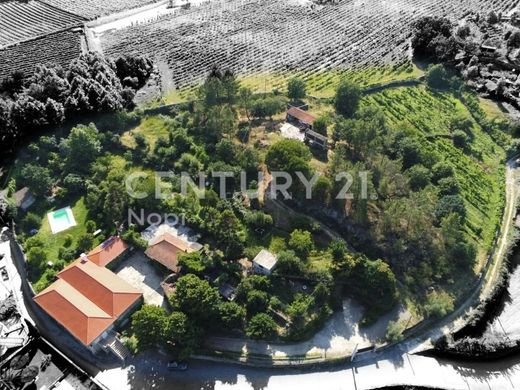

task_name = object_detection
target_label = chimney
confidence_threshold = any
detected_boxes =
[80,253,89,263]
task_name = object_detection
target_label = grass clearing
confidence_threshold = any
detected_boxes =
[164,64,424,104]
[121,115,173,149]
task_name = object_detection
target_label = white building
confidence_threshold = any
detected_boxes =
[252,249,278,275]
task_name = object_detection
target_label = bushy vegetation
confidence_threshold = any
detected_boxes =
[3,60,513,353]
[0,52,152,157]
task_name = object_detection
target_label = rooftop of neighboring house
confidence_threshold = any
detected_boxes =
[287,106,316,125]
[144,232,200,273]
[87,236,129,267]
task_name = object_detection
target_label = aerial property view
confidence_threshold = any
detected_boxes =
[2,0,520,389]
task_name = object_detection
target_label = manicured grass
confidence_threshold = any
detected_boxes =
[31,197,89,263]
[363,86,509,268]
[121,115,173,149]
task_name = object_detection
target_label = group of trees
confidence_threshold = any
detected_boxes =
[411,16,458,62]
[330,240,399,319]
[131,273,248,354]
[0,53,152,157]
[258,75,478,311]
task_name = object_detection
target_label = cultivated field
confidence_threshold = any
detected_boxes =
[0,30,83,80]
[0,0,84,47]
[40,0,159,19]
[100,0,520,92]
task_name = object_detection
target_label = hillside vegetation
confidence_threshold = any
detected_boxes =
[1,61,515,347]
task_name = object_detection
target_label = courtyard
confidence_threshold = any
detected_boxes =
[114,251,166,307]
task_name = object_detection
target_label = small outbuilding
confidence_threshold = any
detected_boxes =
[286,107,316,130]
[219,283,237,301]
[305,129,328,150]
[12,187,35,211]
[480,44,498,55]
[252,249,278,275]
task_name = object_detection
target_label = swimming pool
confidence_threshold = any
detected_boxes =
[47,207,77,234]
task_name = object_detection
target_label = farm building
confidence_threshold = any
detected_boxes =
[305,130,328,150]
[286,107,316,130]
[87,236,129,268]
[145,233,201,273]
[33,258,142,350]
[252,249,278,275]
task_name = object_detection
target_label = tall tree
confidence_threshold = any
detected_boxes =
[334,80,361,118]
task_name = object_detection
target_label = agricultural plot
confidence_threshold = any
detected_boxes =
[40,0,159,19]
[0,30,83,80]
[363,86,507,255]
[100,0,520,91]
[0,0,85,48]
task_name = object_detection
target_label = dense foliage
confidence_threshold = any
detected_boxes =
[0,52,152,157]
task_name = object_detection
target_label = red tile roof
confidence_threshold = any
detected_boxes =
[34,259,142,345]
[145,233,196,272]
[287,107,316,125]
[87,236,128,267]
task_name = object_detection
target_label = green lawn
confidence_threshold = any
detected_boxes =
[31,197,89,264]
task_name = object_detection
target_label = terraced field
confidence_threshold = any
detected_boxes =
[0,0,85,47]
[41,0,159,19]
[0,30,83,80]
[100,0,520,92]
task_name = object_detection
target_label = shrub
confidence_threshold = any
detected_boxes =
[437,177,460,196]
[411,16,453,60]
[76,233,94,253]
[453,130,469,148]
[219,302,245,330]
[425,64,450,89]
[334,80,361,118]
[27,247,47,269]
[22,213,41,232]
[246,290,270,316]
[85,220,97,234]
[246,313,278,340]
[287,78,306,100]
[431,162,454,183]
[313,116,328,136]
[435,195,466,222]
[288,229,314,260]
[487,11,499,24]
[424,291,454,318]
[274,250,305,276]
[407,165,432,191]
[385,321,404,342]
[244,211,273,229]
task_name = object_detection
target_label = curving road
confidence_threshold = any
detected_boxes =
[94,159,520,389]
